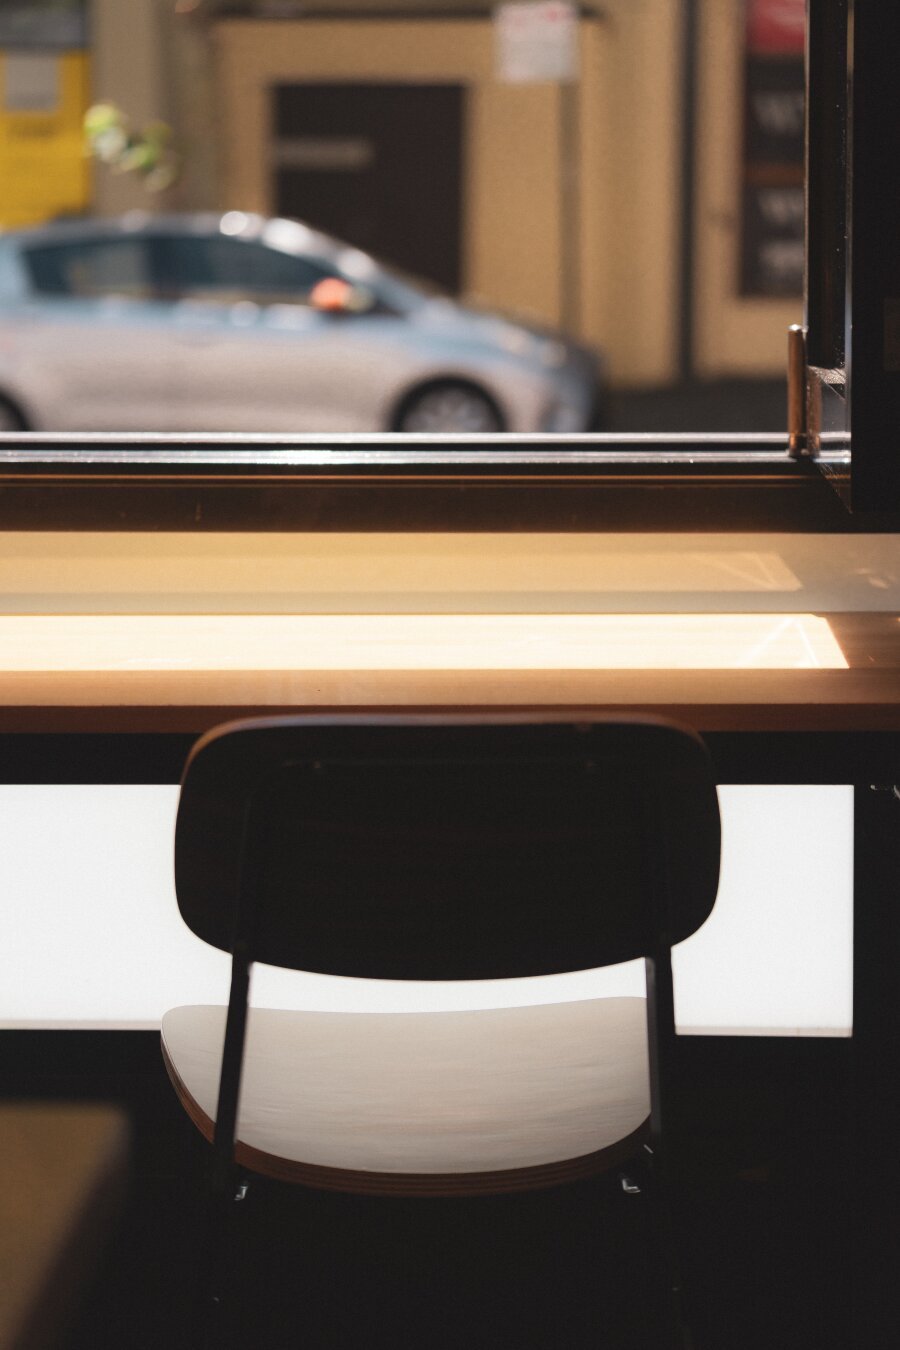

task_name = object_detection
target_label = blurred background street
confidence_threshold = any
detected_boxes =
[613,376,786,433]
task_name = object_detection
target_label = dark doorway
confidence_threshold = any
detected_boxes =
[273,82,464,294]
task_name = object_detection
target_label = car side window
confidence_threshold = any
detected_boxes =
[149,235,331,304]
[21,239,152,299]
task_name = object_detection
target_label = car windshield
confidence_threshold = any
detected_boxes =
[364,262,446,313]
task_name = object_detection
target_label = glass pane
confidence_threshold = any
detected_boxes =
[0,0,809,439]
[23,237,151,297]
[151,233,330,302]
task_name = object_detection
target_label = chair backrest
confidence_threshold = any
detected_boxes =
[175,714,720,981]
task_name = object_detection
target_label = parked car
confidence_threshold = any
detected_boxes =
[0,211,607,435]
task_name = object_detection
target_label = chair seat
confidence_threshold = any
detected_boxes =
[161,997,649,1195]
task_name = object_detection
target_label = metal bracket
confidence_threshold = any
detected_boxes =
[787,324,809,457]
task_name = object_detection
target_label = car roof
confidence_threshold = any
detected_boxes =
[0,211,347,263]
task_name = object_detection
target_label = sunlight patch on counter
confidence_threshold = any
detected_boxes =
[0,612,848,670]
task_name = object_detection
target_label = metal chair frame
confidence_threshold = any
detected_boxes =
[169,713,721,1348]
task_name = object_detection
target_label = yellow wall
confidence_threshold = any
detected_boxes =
[0,50,91,229]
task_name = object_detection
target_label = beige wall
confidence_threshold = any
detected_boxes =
[598,0,682,387]
[693,0,802,377]
[160,2,221,212]
[89,0,168,215]
[214,20,565,332]
[87,0,794,388]
[213,12,688,387]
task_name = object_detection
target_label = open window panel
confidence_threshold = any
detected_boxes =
[804,0,900,512]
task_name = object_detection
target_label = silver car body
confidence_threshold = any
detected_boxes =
[0,212,605,435]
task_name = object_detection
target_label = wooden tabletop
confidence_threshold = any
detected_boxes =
[0,610,897,733]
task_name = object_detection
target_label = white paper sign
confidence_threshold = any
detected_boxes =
[494,1,579,84]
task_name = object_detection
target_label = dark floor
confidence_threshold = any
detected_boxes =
[1,1029,864,1350]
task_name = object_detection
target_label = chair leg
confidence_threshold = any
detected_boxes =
[203,1160,247,1350]
[642,1150,694,1350]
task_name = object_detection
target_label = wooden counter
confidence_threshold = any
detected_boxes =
[0,610,896,733]
[0,535,894,1038]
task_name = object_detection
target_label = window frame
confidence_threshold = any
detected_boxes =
[1,1,898,530]
[0,432,884,534]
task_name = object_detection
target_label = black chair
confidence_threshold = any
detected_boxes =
[162,713,720,1346]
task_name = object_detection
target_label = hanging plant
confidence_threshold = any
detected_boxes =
[83,102,181,193]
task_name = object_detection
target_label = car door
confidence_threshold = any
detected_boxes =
[12,234,176,431]
[150,232,385,432]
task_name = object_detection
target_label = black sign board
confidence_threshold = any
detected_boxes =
[741,180,804,296]
[741,52,805,297]
[744,55,805,163]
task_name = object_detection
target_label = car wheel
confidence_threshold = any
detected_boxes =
[397,382,504,433]
[0,397,27,432]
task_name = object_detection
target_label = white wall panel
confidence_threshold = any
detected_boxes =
[0,784,853,1034]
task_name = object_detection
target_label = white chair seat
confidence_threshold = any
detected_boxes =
[161,997,649,1194]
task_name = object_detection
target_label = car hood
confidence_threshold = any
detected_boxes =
[409,297,600,373]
